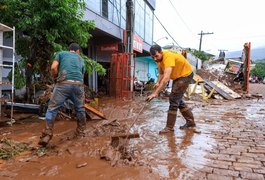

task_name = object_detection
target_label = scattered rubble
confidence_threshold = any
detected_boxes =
[193,57,262,101]
[0,138,29,160]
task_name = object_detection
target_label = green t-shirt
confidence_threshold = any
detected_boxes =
[54,51,85,82]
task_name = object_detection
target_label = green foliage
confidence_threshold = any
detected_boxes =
[0,0,99,93]
[168,49,209,61]
[251,62,265,78]
[81,54,106,76]
[0,0,95,49]
[190,50,209,61]
[254,59,265,63]
[7,60,26,89]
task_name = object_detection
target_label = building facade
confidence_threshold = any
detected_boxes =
[84,0,156,92]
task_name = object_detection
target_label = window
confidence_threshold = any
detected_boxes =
[144,3,153,45]
[86,0,154,47]
[102,0,108,18]
[120,0,126,29]
[134,0,145,38]
[108,0,120,25]
[86,0,101,14]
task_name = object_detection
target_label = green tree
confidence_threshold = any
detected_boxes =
[0,0,105,101]
[251,62,265,78]
[191,50,209,61]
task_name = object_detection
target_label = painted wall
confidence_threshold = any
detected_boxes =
[136,56,158,82]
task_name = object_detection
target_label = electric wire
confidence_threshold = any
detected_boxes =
[167,0,218,52]
[168,0,195,37]
[153,13,182,48]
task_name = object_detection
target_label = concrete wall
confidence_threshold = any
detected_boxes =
[186,52,202,72]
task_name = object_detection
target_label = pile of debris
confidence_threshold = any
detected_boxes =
[188,57,259,101]
[1,85,103,123]
[0,138,29,160]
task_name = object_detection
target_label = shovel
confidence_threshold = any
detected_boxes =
[110,101,148,148]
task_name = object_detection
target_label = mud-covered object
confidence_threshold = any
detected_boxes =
[38,123,54,147]
[169,72,194,111]
[159,110,177,134]
[100,143,138,167]
[89,119,127,137]
[179,107,195,129]
[75,115,86,137]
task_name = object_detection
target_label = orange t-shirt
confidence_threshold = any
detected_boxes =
[157,50,193,80]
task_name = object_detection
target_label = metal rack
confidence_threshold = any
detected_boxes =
[0,23,15,123]
[110,52,136,99]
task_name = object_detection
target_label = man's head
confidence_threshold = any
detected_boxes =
[150,44,163,62]
[68,43,81,54]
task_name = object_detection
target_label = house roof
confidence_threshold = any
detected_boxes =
[0,23,13,32]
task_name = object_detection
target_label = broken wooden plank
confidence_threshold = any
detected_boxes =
[193,74,204,83]
[111,133,140,140]
[84,104,106,119]
[204,80,234,100]
[212,81,241,99]
[110,133,140,148]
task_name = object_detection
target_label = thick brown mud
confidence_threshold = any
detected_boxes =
[1,94,265,179]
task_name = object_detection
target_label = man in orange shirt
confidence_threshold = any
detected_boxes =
[146,45,195,133]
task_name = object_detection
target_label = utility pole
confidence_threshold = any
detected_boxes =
[126,0,135,94]
[198,30,214,51]
[126,0,134,53]
[243,42,251,93]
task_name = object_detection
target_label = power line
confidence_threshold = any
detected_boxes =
[168,0,195,37]
[166,0,219,52]
[154,13,182,48]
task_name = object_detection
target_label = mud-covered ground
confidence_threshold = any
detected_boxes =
[0,84,265,180]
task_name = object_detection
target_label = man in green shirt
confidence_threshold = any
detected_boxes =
[39,43,86,147]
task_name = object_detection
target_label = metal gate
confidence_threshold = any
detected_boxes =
[109,53,136,99]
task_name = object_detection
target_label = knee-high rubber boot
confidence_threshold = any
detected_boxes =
[38,122,54,147]
[179,108,195,129]
[75,117,86,138]
[159,110,177,134]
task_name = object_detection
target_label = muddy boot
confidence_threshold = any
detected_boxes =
[38,123,54,147]
[74,118,86,138]
[159,110,177,134]
[179,108,195,129]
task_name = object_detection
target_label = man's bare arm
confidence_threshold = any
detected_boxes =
[51,60,59,78]
[146,67,172,102]
[153,67,172,95]
[155,66,164,88]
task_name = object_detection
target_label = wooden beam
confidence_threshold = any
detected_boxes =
[84,104,106,119]
[204,80,233,100]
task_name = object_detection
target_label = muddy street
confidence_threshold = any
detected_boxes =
[1,94,265,179]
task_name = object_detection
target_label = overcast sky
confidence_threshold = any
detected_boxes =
[153,0,265,55]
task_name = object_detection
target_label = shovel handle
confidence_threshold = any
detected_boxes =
[125,102,147,136]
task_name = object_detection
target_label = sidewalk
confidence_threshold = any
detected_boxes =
[189,99,265,180]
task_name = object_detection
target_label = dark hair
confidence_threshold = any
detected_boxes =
[68,43,81,51]
[150,44,162,55]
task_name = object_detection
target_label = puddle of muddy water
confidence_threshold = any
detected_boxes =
[2,97,265,179]
[123,98,216,179]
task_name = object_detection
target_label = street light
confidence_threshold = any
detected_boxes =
[154,36,168,45]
